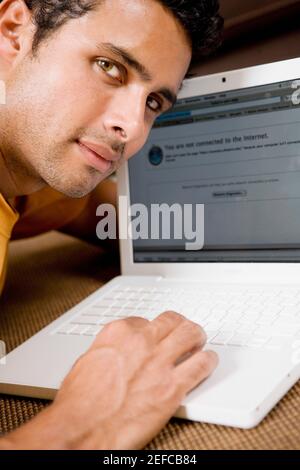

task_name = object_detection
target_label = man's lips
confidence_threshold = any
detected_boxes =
[76,140,117,173]
[79,140,120,162]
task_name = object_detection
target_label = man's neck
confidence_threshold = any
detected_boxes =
[0,145,45,200]
[0,148,19,199]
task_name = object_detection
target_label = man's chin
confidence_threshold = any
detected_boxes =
[39,160,112,197]
[46,177,105,199]
[61,188,94,198]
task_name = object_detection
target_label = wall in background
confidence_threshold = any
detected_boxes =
[192,0,300,77]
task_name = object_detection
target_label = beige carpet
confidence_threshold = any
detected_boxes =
[0,232,299,449]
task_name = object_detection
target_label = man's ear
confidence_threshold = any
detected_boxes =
[0,0,32,63]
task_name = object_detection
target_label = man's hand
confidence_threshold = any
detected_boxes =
[1,311,218,450]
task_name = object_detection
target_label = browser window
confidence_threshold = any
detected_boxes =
[128,78,300,263]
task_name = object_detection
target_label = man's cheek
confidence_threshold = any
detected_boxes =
[124,146,136,161]
[127,135,151,160]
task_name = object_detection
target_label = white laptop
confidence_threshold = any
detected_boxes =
[1,57,300,429]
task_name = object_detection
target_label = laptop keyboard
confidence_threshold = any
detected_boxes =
[52,284,300,351]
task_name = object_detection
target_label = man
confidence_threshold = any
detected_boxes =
[0,0,223,449]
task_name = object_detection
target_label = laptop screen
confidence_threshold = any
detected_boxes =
[128,78,300,263]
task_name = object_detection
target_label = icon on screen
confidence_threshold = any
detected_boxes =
[148,146,164,166]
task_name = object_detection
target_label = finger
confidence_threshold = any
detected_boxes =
[174,344,203,366]
[155,320,207,366]
[149,311,188,343]
[93,316,149,347]
[123,316,150,329]
[174,350,219,398]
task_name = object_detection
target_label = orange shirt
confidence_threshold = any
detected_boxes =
[0,187,89,294]
[0,193,19,294]
[12,187,89,240]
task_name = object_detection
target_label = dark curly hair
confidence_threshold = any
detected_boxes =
[23,0,223,67]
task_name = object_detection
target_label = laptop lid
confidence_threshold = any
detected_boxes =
[117,57,300,284]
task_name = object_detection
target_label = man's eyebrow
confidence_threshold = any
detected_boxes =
[97,42,181,107]
[99,42,152,81]
[159,81,186,110]
[159,85,181,108]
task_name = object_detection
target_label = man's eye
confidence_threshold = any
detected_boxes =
[147,96,162,113]
[97,59,122,81]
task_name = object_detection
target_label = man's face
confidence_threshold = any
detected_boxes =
[2,0,191,197]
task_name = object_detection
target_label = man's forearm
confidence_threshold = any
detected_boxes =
[0,403,108,450]
[0,405,70,450]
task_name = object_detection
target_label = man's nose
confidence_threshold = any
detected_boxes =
[102,87,147,144]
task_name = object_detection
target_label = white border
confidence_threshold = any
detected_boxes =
[117,57,300,285]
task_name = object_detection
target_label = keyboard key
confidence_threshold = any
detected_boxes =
[205,330,219,342]
[83,307,109,317]
[255,326,272,336]
[94,299,117,308]
[256,315,277,326]
[227,333,253,347]
[265,336,289,351]
[101,307,126,317]
[221,321,239,331]
[242,308,261,319]
[72,315,100,325]
[260,306,282,316]
[240,314,260,324]
[90,308,121,317]
[225,312,245,322]
[113,300,131,308]
[272,322,300,335]
[83,325,103,336]
[204,321,222,331]
[125,309,151,320]
[56,323,76,335]
[210,304,228,314]
[98,317,119,325]
[69,324,90,335]
[193,313,211,325]
[210,331,233,346]
[247,334,269,348]
[279,306,300,316]
[234,323,256,334]
[121,304,137,312]
[277,314,300,324]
